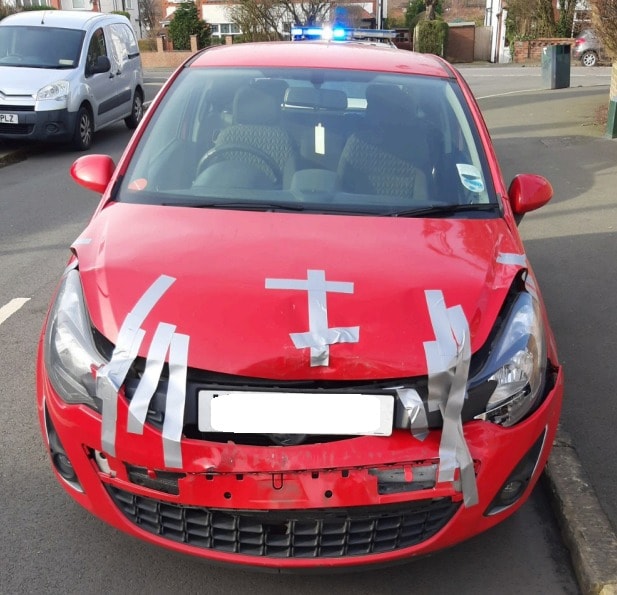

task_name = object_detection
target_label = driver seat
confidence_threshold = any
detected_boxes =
[209,84,298,187]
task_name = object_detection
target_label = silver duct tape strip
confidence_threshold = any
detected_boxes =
[162,332,190,468]
[266,269,359,367]
[98,322,146,456]
[497,252,527,267]
[72,237,92,246]
[424,290,458,413]
[396,388,429,441]
[423,289,479,507]
[290,326,360,367]
[98,275,176,457]
[524,271,539,299]
[127,322,177,435]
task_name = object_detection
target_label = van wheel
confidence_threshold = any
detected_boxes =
[581,50,598,67]
[125,91,144,129]
[72,106,94,151]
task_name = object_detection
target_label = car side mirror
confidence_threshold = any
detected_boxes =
[70,154,115,194]
[88,55,111,75]
[508,173,553,215]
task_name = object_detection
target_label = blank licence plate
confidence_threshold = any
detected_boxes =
[0,113,18,124]
[198,390,393,436]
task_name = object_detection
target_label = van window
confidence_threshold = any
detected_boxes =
[0,25,84,68]
[86,27,108,75]
[109,23,139,68]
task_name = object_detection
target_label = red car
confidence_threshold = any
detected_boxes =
[37,41,563,569]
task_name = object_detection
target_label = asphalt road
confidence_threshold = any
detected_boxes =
[1,64,615,594]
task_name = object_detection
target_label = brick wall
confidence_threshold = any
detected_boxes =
[140,35,198,70]
[513,38,576,64]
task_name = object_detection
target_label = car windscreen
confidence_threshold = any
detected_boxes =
[118,66,498,217]
[0,25,84,69]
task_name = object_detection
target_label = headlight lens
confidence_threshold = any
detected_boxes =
[474,292,547,427]
[37,80,70,101]
[44,268,107,411]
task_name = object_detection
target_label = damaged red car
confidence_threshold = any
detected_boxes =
[37,41,563,569]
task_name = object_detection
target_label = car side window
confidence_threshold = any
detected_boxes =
[109,23,139,70]
[86,27,107,76]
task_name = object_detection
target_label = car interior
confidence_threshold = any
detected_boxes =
[121,68,496,215]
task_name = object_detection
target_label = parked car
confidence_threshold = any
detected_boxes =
[0,10,144,149]
[37,41,563,570]
[573,28,607,67]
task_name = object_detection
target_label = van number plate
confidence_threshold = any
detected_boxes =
[0,113,18,124]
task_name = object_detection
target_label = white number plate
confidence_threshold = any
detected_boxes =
[0,113,18,124]
[198,390,393,436]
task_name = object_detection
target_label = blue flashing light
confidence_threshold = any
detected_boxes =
[291,25,397,43]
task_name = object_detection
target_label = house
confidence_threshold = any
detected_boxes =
[161,0,380,42]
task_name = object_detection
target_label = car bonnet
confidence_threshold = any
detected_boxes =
[72,203,527,380]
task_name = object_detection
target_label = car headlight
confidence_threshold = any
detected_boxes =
[37,80,70,101]
[474,291,547,427]
[44,268,107,411]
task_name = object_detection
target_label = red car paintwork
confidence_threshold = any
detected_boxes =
[37,41,563,569]
[72,204,523,379]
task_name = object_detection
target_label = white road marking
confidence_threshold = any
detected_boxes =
[0,298,30,326]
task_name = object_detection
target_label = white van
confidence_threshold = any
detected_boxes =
[0,10,144,150]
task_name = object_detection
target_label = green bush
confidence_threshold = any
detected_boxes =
[414,19,448,57]
[111,10,130,21]
[168,1,211,51]
[138,38,157,52]
[21,5,56,11]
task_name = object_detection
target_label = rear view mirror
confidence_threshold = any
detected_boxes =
[70,154,115,194]
[508,174,553,215]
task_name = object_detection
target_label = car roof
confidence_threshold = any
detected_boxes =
[0,10,122,30]
[190,41,455,79]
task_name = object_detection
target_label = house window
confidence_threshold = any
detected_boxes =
[17,0,51,6]
[72,0,86,8]
[217,23,240,35]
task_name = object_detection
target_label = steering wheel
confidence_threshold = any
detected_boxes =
[196,144,282,186]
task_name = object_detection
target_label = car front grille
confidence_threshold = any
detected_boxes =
[0,123,32,134]
[106,485,459,558]
[0,105,35,111]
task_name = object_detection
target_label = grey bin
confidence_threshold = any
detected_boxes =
[541,44,571,89]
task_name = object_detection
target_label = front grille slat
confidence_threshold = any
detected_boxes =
[106,486,459,559]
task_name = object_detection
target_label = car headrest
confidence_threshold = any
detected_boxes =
[233,86,280,125]
[284,87,347,111]
[365,84,415,126]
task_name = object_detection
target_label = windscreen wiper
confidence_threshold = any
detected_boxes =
[388,203,499,218]
[162,201,306,212]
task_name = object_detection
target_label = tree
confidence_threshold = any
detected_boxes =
[424,0,438,20]
[138,0,162,37]
[279,0,331,26]
[505,0,556,40]
[589,0,617,137]
[555,0,577,38]
[229,0,287,41]
[229,0,352,42]
[590,0,617,57]
[168,1,211,50]
[405,0,442,27]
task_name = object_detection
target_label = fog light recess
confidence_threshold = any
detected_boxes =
[485,430,546,516]
[44,404,83,492]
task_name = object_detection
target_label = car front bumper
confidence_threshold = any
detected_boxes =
[0,107,76,142]
[36,349,563,570]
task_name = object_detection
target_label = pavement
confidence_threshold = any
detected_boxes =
[2,77,617,595]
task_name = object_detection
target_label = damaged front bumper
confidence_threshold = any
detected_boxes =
[37,355,563,569]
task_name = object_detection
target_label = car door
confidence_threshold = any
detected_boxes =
[84,26,122,128]
[106,22,139,120]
